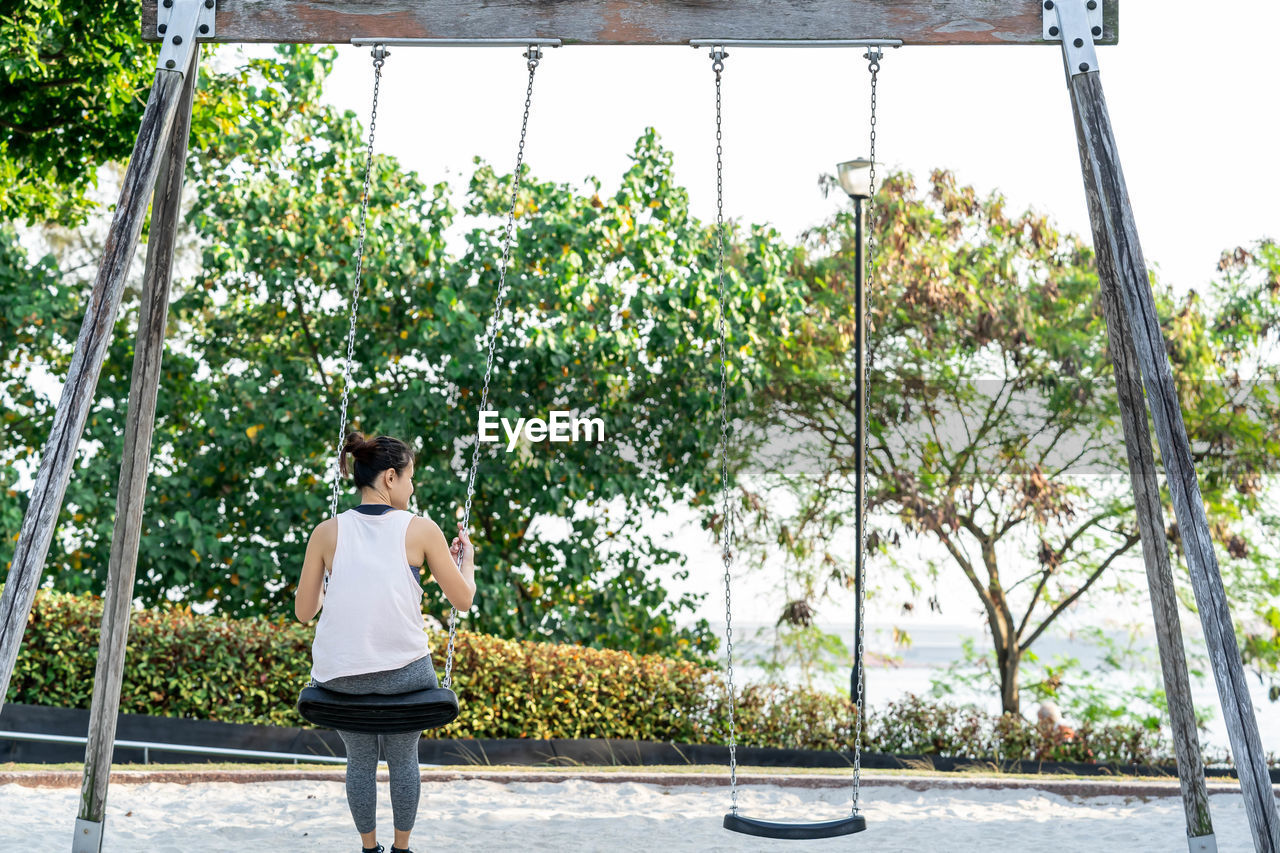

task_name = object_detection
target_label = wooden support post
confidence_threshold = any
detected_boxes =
[70,44,201,853]
[0,64,190,713]
[1087,163,1215,849]
[1068,70,1280,853]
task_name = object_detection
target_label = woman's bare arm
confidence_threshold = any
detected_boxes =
[295,519,335,622]
[411,516,475,610]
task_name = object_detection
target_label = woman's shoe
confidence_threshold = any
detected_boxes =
[360,846,384,853]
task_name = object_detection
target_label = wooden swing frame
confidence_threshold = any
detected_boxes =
[0,2,1276,851]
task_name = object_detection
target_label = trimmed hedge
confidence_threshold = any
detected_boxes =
[5,587,854,748]
[5,586,1177,765]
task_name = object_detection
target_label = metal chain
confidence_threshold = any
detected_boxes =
[325,44,388,601]
[713,42,883,822]
[315,44,543,694]
[443,44,544,690]
[707,44,741,816]
[851,44,881,816]
[306,45,387,691]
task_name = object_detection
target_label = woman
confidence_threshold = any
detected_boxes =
[294,431,477,853]
[1035,701,1082,760]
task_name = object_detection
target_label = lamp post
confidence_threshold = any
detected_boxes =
[836,158,872,713]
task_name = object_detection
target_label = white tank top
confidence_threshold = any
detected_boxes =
[310,507,432,682]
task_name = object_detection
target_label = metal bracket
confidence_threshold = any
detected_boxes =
[1188,834,1218,853]
[1044,0,1102,80]
[72,817,104,853]
[156,0,215,74]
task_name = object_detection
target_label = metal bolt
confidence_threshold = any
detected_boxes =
[1073,37,1084,47]
[1087,0,1097,8]
[163,0,172,6]
[1079,62,1090,72]
[199,23,208,33]
[1044,1,1054,8]
[166,59,176,68]
[1092,25,1102,36]
[1049,26,1059,37]
[158,23,167,33]
[205,0,214,6]
[173,35,182,44]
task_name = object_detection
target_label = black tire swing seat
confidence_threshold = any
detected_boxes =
[295,42,542,739]
[296,683,460,734]
[703,41,884,840]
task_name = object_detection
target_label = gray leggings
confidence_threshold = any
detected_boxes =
[316,654,438,834]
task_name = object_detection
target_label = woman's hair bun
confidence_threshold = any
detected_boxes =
[339,430,373,476]
[338,430,414,486]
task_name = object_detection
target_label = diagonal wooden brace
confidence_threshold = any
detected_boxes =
[0,13,199,754]
[1062,11,1280,851]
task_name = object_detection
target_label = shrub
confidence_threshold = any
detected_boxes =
[4,587,859,746]
[4,586,1184,765]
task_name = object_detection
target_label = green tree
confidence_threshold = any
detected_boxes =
[1,46,805,665]
[0,0,251,225]
[733,168,1280,716]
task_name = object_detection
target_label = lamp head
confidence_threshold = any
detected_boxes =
[836,158,875,199]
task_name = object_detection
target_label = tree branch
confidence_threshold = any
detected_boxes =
[289,281,332,395]
[938,536,999,652]
[1013,508,1125,639]
[946,371,1009,492]
[1020,533,1141,648]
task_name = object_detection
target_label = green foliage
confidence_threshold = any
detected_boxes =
[0,0,251,225]
[929,633,1219,735]
[1245,606,1280,702]
[0,45,809,661]
[0,223,72,429]
[871,693,1173,766]
[0,0,151,222]
[870,693,993,757]
[739,169,1280,714]
[752,618,852,694]
[1190,238,1280,698]
[7,587,860,750]
[0,224,80,544]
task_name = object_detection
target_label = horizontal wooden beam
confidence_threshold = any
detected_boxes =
[141,0,1119,46]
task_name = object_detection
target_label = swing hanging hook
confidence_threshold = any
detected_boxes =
[524,43,542,70]
[863,45,882,72]
[708,45,728,74]
[370,42,389,68]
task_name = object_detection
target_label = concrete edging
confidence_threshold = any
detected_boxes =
[3,768,1277,800]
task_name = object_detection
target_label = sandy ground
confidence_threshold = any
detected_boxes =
[4,772,1273,852]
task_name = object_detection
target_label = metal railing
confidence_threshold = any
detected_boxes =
[0,729,444,768]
